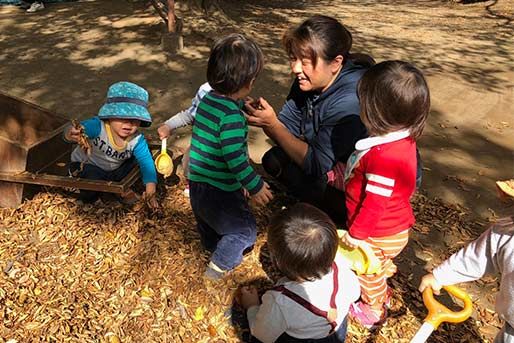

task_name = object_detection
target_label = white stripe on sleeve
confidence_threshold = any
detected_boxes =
[366,173,395,187]
[366,184,393,197]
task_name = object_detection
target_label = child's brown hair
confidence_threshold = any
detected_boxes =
[358,60,430,139]
[207,33,264,96]
[267,203,338,282]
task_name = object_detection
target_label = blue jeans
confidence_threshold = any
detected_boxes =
[252,317,348,343]
[69,159,136,202]
[189,181,256,271]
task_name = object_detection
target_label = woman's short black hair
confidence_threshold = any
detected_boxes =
[358,60,430,139]
[267,203,338,282]
[207,33,264,95]
[282,15,352,68]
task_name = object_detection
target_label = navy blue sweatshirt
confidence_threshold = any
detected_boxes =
[278,60,368,178]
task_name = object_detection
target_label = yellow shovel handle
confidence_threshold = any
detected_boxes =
[423,285,473,329]
[161,138,167,154]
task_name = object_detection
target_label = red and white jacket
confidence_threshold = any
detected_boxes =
[344,130,416,240]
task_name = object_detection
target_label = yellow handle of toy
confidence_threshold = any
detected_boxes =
[161,138,167,154]
[423,285,473,329]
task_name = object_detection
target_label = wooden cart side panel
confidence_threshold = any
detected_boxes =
[0,172,127,193]
[0,139,27,173]
[0,92,69,148]
[26,129,73,173]
[0,181,23,208]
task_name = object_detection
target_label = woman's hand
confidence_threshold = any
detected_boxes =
[340,231,364,249]
[239,285,260,309]
[157,124,172,140]
[244,97,280,129]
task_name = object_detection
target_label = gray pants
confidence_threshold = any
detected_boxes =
[494,322,514,343]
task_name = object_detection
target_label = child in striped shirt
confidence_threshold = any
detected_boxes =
[339,61,430,328]
[189,34,273,279]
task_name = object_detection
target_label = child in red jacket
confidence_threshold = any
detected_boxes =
[340,60,430,328]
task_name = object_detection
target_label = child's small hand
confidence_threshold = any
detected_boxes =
[251,182,273,207]
[419,273,442,295]
[239,286,260,309]
[66,127,82,143]
[242,188,250,199]
[144,183,158,209]
[157,124,172,140]
[340,231,364,249]
[145,192,159,209]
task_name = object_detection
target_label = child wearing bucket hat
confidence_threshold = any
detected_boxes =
[419,180,514,343]
[64,81,158,206]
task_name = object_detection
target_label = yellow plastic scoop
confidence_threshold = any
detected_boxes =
[496,179,514,198]
[155,138,173,178]
[410,285,473,343]
[337,230,381,275]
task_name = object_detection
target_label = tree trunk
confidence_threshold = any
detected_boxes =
[167,0,176,33]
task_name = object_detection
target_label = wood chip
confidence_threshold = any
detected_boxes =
[0,186,497,342]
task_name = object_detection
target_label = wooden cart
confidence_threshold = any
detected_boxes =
[0,91,163,208]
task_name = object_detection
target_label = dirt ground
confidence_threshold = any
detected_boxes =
[0,0,512,219]
[0,0,513,342]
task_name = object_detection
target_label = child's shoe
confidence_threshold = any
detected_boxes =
[350,301,387,329]
[384,287,393,309]
[183,182,190,197]
[26,1,44,12]
[18,0,31,9]
[204,261,226,280]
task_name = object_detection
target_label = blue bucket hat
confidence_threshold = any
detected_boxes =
[98,81,152,127]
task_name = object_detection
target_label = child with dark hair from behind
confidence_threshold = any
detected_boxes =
[189,33,273,279]
[339,61,430,328]
[240,203,360,343]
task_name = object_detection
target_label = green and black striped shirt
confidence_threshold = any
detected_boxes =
[189,92,263,194]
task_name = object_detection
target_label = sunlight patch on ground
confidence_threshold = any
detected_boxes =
[69,43,166,70]
[111,16,159,29]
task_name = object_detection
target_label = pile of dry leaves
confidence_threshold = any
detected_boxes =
[0,182,500,342]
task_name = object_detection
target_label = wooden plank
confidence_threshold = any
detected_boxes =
[0,91,68,148]
[0,181,23,208]
[0,144,162,208]
[26,132,72,173]
[0,172,126,193]
[0,138,27,173]
[119,164,141,193]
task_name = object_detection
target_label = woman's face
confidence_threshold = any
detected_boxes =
[289,55,342,93]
